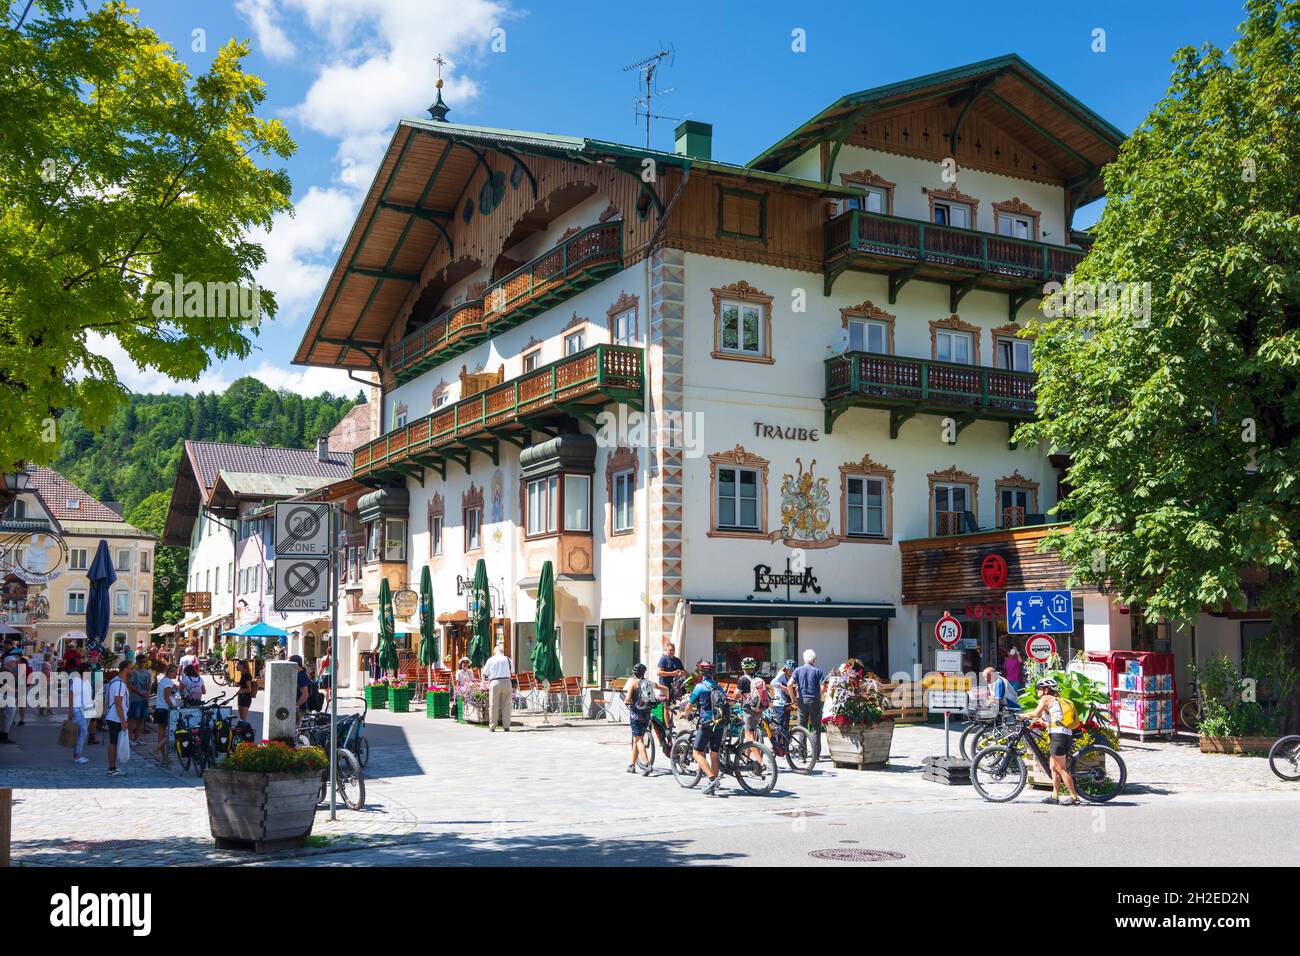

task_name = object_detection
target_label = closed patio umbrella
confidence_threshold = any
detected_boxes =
[418,565,439,684]
[376,577,400,677]
[467,558,490,668]
[85,540,116,658]
[530,561,562,685]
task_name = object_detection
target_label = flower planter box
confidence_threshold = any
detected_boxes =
[203,768,320,853]
[427,691,451,719]
[1199,736,1274,755]
[364,685,388,709]
[825,721,895,769]
[462,700,488,725]
[389,687,412,713]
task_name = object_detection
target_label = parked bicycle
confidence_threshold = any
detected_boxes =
[756,708,815,772]
[636,699,693,773]
[970,717,1126,803]
[172,692,238,776]
[201,659,230,687]
[959,708,1022,762]
[1179,682,1202,730]
[1268,734,1300,781]
[296,701,365,810]
[670,705,779,795]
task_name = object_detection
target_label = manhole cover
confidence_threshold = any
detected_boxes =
[809,848,904,863]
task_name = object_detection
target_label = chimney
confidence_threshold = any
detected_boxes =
[316,436,329,462]
[674,120,712,160]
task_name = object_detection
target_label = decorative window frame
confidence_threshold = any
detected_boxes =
[923,184,980,229]
[840,300,897,354]
[838,455,896,544]
[992,197,1041,241]
[929,314,981,365]
[392,401,409,430]
[606,446,638,541]
[716,185,767,243]
[562,313,589,355]
[927,465,980,536]
[707,445,770,538]
[839,169,896,214]
[427,492,445,558]
[521,345,543,373]
[711,281,774,365]
[991,322,1034,370]
[463,483,484,553]
[431,379,451,408]
[995,470,1040,528]
[606,291,639,346]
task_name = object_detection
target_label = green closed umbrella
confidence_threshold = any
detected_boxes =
[467,558,491,668]
[418,565,439,684]
[376,577,400,676]
[530,560,563,684]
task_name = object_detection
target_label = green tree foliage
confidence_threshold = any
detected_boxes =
[0,1,295,470]
[125,490,185,625]
[1021,1,1300,731]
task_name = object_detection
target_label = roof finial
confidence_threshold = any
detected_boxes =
[428,53,450,122]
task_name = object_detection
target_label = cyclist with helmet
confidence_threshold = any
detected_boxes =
[769,659,796,740]
[735,657,766,742]
[1022,677,1082,805]
[684,660,726,795]
[624,663,667,775]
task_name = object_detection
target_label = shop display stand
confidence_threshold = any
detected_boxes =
[1113,655,1177,742]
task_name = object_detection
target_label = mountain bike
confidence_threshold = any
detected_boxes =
[960,708,1024,761]
[636,700,693,772]
[1268,735,1300,781]
[296,704,365,810]
[173,692,236,776]
[756,707,815,772]
[970,718,1126,803]
[670,706,779,795]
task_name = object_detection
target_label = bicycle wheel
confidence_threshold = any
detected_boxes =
[1268,735,1300,781]
[191,743,207,777]
[211,669,229,687]
[355,736,370,768]
[783,727,816,773]
[637,730,655,770]
[335,748,366,810]
[294,731,312,749]
[1070,745,1126,802]
[1179,699,1201,731]
[174,734,191,773]
[970,745,1027,802]
[958,722,985,762]
[731,740,778,795]
[670,735,702,788]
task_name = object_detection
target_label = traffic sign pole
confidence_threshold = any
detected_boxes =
[328,504,338,822]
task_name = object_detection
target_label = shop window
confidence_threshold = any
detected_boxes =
[712,617,797,679]
[515,622,537,674]
[708,446,769,537]
[601,618,640,683]
[711,281,774,364]
[717,186,766,241]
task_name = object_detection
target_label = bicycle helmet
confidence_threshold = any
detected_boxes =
[697,660,714,673]
[740,657,758,673]
[632,663,647,678]
[783,659,796,670]
[1035,677,1059,692]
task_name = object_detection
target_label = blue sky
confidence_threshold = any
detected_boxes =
[115,0,1244,397]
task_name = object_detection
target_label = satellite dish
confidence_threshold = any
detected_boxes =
[829,328,850,355]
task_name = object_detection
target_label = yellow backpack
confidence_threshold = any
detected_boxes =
[1054,696,1080,730]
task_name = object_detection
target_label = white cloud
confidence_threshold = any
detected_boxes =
[84,333,234,395]
[234,0,297,62]
[248,185,359,325]
[244,361,359,398]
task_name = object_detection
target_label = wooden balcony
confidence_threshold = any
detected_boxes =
[388,221,623,384]
[823,210,1086,318]
[824,351,1035,442]
[355,345,644,481]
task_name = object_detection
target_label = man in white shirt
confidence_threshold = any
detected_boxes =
[178,646,198,675]
[481,643,514,732]
[104,663,132,777]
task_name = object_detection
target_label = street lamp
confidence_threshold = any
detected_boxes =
[1,470,32,493]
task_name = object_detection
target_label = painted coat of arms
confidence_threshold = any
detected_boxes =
[779,458,831,545]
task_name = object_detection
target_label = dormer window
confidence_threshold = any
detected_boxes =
[66,499,80,510]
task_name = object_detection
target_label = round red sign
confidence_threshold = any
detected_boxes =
[981,554,1008,589]
[934,612,962,649]
[1026,633,1057,662]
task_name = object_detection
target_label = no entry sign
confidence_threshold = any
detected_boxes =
[1026,633,1057,662]
[934,612,962,649]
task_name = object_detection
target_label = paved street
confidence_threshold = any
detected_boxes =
[3,703,1296,867]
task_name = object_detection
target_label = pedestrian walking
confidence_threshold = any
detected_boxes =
[104,662,131,777]
[792,650,828,759]
[235,659,255,721]
[482,642,514,731]
[127,657,152,742]
[0,654,20,745]
[625,663,667,775]
[317,647,332,709]
[180,664,205,705]
[153,664,178,765]
[66,662,93,764]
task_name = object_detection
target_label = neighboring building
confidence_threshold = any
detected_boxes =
[161,424,363,653]
[0,466,155,654]
[287,56,1258,697]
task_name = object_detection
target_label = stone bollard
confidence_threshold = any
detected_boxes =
[263,660,299,742]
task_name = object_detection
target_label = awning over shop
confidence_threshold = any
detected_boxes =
[189,610,232,631]
[150,623,178,635]
[687,600,896,619]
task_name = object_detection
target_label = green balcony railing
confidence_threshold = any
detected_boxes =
[388,221,623,384]
[355,344,643,479]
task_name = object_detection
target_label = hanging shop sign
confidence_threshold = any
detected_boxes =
[753,560,821,598]
[392,588,419,620]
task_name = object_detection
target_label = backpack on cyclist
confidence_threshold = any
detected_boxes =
[634,677,658,713]
[744,678,769,713]
[707,684,730,727]
[1054,696,1081,730]
[305,678,324,713]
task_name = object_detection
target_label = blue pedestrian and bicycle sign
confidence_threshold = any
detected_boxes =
[1005,589,1074,634]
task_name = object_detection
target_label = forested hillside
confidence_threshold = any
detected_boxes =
[54,377,364,516]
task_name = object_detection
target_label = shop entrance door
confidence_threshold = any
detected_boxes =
[848,619,887,676]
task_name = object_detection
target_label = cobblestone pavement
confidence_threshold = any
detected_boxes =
[2,704,1294,867]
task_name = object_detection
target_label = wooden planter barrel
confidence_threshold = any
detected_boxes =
[204,768,320,853]
[1200,736,1275,754]
[825,721,895,769]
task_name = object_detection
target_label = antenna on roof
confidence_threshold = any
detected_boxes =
[428,53,450,122]
[623,43,678,149]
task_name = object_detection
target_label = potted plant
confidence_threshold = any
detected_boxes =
[388,677,412,713]
[426,683,451,719]
[460,681,490,724]
[203,741,328,852]
[1192,654,1285,753]
[364,677,389,709]
[822,668,894,769]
